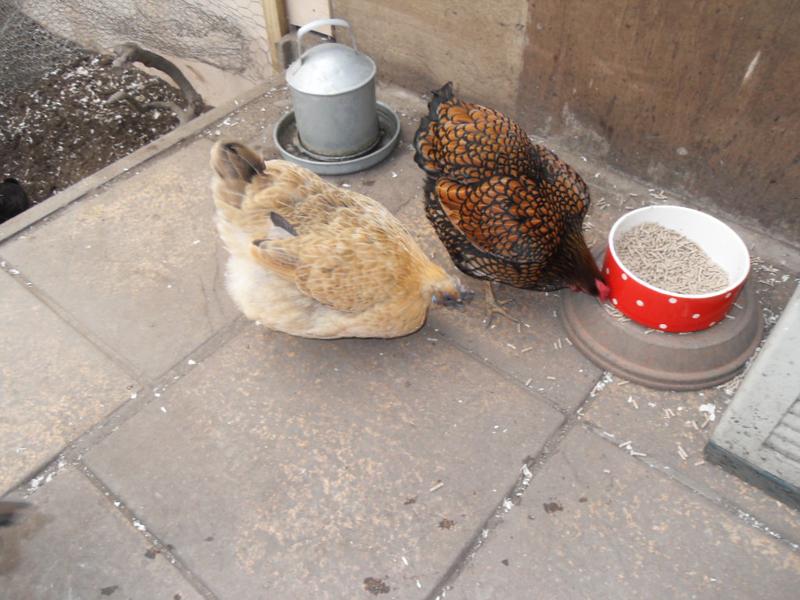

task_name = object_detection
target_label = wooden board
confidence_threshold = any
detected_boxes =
[286,0,332,35]
[262,0,289,68]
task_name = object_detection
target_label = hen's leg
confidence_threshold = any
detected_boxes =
[483,282,520,328]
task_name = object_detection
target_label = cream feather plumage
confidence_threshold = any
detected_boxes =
[210,141,469,339]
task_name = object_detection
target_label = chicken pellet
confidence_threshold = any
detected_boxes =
[616,222,729,294]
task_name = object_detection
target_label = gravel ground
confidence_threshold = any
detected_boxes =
[0,49,182,206]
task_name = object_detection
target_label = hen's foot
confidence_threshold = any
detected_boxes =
[483,282,521,328]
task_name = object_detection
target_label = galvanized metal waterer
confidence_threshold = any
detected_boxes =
[285,19,380,160]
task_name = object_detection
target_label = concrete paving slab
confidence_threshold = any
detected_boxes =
[0,468,201,600]
[0,139,239,381]
[84,325,563,599]
[581,375,800,547]
[0,271,135,493]
[447,427,800,600]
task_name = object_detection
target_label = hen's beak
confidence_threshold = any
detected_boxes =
[433,284,475,309]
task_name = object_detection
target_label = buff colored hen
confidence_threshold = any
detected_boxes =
[210,141,469,339]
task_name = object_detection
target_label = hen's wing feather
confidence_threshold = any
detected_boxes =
[293,238,399,313]
[419,100,534,181]
[253,197,414,314]
[527,143,591,217]
[434,176,564,263]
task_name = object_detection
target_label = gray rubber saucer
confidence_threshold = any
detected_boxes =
[561,256,763,391]
[273,101,401,175]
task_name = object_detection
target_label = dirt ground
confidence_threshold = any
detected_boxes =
[0,49,182,205]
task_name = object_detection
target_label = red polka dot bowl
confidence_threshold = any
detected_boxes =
[603,205,750,333]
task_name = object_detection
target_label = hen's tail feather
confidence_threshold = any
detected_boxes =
[413,82,455,177]
[210,141,267,211]
[428,82,455,117]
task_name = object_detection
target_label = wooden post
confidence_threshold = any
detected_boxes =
[262,0,289,71]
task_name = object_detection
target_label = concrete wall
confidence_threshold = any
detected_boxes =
[332,0,800,243]
[331,0,529,115]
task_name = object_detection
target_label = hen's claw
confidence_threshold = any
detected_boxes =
[483,282,521,328]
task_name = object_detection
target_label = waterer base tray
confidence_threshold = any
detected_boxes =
[273,101,401,175]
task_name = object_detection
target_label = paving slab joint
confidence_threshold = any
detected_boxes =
[150,314,250,390]
[78,462,220,600]
[0,257,147,385]
[582,421,800,553]
[1,314,248,499]
[425,401,592,599]
[434,330,571,417]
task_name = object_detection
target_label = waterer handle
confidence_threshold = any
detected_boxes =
[296,18,357,63]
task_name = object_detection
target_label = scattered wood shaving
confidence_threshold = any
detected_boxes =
[604,303,631,323]
[677,444,688,460]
